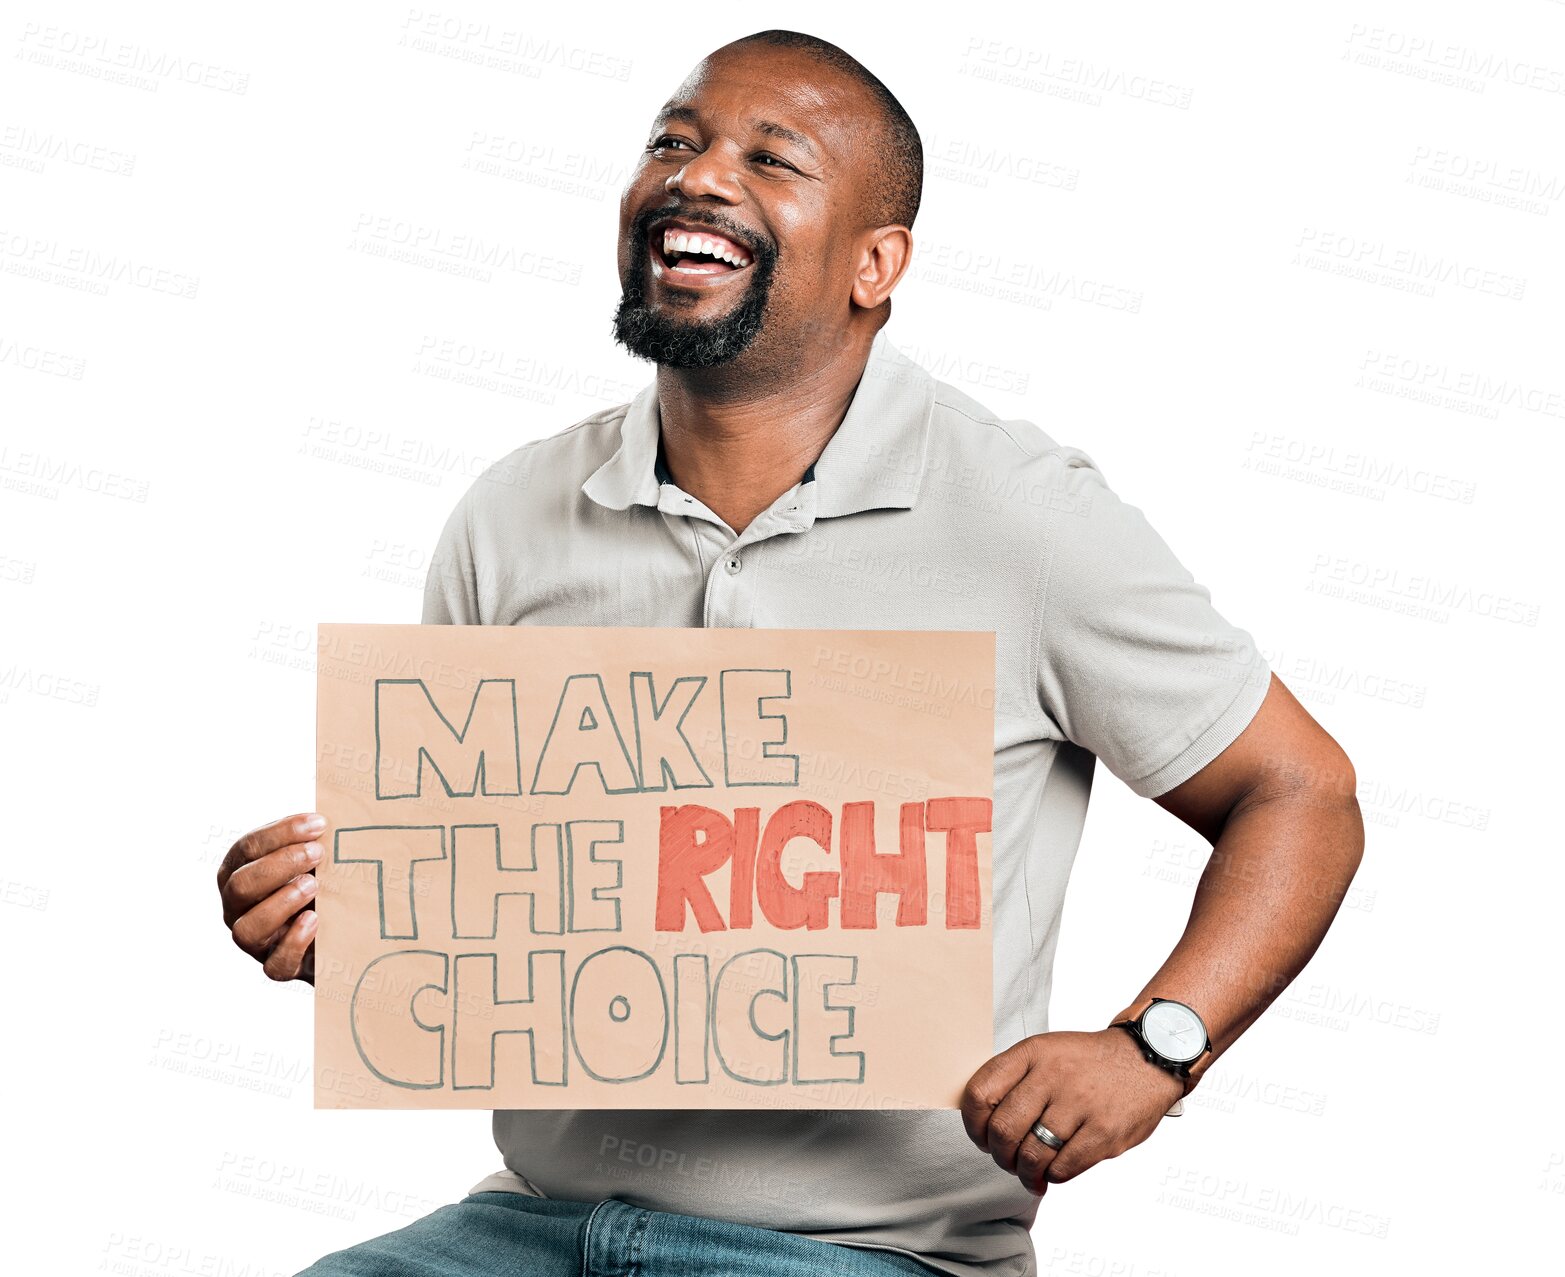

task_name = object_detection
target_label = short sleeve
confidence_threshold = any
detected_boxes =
[1033,447,1271,798]
[421,493,481,626]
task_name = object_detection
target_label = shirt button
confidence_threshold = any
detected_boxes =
[724,555,743,575]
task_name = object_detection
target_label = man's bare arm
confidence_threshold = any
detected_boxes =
[1109,671,1366,1090]
[962,672,1365,1194]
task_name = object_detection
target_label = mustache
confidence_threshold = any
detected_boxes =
[631,202,775,262]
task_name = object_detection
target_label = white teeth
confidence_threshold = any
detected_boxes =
[659,228,750,267]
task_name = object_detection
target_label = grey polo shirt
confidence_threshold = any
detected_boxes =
[422,326,1272,1277]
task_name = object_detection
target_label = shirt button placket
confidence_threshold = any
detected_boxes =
[705,548,747,627]
[702,498,809,629]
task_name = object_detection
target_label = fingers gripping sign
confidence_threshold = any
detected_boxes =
[217,811,328,984]
[960,1029,1187,1196]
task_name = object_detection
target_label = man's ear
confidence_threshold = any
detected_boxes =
[850,226,913,310]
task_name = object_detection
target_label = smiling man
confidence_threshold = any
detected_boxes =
[220,28,1364,1277]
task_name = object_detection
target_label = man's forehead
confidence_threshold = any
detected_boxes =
[655,54,860,152]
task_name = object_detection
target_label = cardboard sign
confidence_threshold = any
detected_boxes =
[314,623,995,1110]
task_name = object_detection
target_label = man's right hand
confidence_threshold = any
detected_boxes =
[217,812,324,984]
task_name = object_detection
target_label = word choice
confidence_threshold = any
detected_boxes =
[354,944,867,1091]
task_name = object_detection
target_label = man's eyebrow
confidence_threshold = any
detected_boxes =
[652,104,701,129]
[651,104,821,161]
[754,119,819,161]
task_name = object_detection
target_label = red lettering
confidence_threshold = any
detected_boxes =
[654,805,731,932]
[655,798,987,932]
[926,796,990,928]
[728,806,759,928]
[840,800,928,928]
[755,801,838,930]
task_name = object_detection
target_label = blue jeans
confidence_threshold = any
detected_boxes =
[296,1191,940,1276]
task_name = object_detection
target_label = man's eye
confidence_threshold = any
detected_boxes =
[754,154,794,170]
[648,135,691,151]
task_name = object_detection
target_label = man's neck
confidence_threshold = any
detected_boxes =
[654,334,875,536]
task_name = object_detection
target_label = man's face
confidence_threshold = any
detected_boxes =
[613,45,867,369]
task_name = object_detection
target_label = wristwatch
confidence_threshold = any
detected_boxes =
[1111,997,1212,1088]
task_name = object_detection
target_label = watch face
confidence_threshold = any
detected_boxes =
[1142,1001,1206,1063]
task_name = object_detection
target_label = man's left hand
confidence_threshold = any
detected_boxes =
[960,1027,1187,1196]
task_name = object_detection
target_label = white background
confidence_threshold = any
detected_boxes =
[3,2,1561,1274]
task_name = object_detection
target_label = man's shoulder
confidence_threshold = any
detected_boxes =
[919,362,1106,505]
[453,399,633,525]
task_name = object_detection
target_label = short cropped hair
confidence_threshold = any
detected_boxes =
[726,30,924,229]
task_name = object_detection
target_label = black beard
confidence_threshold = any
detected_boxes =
[612,211,779,369]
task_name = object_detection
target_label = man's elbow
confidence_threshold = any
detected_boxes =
[1291,744,1365,879]
[1241,740,1365,868]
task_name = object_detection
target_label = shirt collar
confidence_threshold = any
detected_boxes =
[581,326,936,518]
[653,435,816,487]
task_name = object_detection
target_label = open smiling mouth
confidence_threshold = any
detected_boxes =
[648,223,754,288]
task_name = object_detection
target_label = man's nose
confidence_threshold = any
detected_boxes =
[664,145,742,202]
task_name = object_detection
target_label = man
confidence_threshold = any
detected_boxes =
[217,29,1365,1277]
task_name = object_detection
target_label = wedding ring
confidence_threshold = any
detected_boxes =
[1030,1119,1066,1151]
